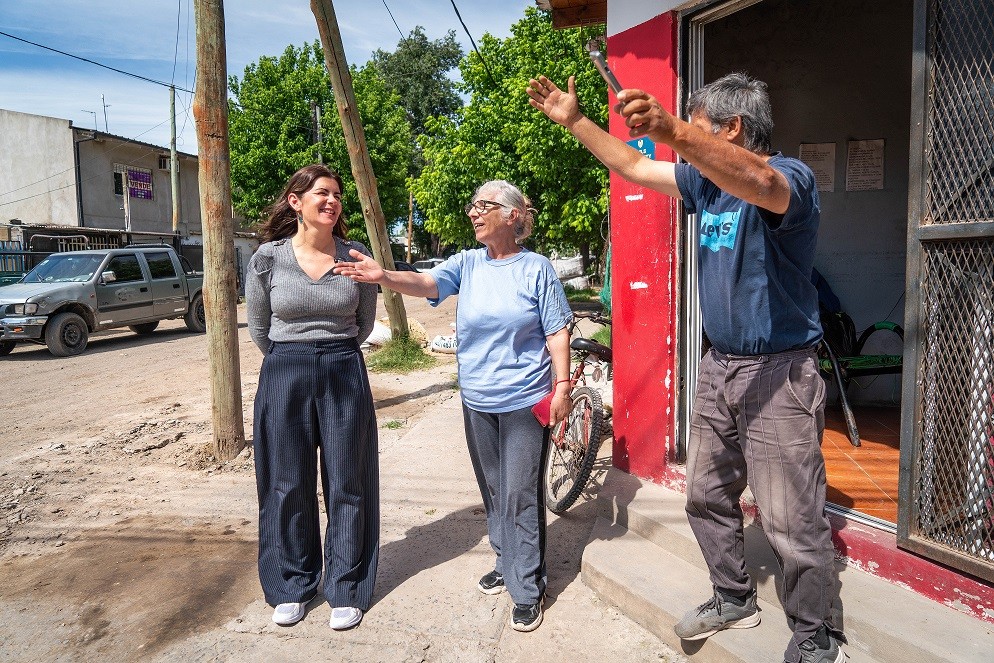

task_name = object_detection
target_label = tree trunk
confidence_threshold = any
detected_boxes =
[193,0,245,460]
[580,240,591,274]
[311,0,409,340]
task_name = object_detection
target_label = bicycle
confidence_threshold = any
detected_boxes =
[544,310,613,514]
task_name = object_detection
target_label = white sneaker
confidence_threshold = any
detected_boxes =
[272,602,307,625]
[329,606,363,630]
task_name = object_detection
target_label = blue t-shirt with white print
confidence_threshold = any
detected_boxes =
[427,247,572,413]
[675,153,822,355]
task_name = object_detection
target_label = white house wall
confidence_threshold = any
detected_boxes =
[0,109,78,227]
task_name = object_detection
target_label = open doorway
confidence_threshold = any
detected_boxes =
[680,0,914,527]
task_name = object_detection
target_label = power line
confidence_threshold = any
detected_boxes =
[0,30,193,94]
[171,0,182,84]
[185,0,193,90]
[448,0,498,89]
[381,0,405,40]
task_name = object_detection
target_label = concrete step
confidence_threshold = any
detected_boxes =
[581,467,993,663]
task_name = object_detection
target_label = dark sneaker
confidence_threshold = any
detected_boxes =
[796,626,847,663]
[478,570,505,595]
[510,596,544,632]
[674,589,760,640]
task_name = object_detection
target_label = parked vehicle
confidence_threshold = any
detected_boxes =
[0,271,24,287]
[412,258,443,271]
[0,245,205,357]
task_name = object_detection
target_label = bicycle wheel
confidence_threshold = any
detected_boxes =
[544,386,604,514]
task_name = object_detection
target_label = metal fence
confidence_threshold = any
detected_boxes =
[0,240,25,272]
[902,0,994,582]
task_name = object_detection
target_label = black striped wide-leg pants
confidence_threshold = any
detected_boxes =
[253,339,379,610]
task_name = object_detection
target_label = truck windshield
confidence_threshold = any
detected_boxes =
[22,254,105,283]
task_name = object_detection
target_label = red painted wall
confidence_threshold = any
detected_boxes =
[606,13,680,481]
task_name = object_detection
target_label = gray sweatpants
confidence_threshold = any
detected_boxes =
[686,347,837,663]
[462,404,549,605]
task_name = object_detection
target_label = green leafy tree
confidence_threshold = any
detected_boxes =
[370,27,463,136]
[228,42,412,244]
[411,7,609,264]
[370,27,465,259]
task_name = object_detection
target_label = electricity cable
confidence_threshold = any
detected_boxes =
[0,30,193,94]
[172,0,182,83]
[381,0,405,40]
[447,0,498,89]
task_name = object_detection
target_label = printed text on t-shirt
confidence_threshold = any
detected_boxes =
[699,209,740,252]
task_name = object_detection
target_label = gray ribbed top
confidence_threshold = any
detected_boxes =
[246,238,378,352]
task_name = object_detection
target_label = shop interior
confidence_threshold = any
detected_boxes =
[685,0,914,527]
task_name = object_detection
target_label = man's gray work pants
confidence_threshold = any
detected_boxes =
[686,347,837,663]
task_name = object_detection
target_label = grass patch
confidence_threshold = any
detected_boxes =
[366,337,437,373]
[592,325,611,347]
[382,419,405,430]
[564,286,601,302]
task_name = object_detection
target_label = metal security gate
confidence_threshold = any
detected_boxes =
[899,0,994,582]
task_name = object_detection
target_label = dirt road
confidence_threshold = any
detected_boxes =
[0,295,675,662]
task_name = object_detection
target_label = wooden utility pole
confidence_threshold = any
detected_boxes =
[193,0,245,460]
[311,0,409,339]
[170,85,181,235]
[407,192,413,263]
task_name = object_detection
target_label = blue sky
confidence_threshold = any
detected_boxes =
[0,0,535,153]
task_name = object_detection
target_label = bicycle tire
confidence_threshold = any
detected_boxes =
[544,386,604,514]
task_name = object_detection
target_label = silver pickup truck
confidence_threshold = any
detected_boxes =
[0,246,205,357]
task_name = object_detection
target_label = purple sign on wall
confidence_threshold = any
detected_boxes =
[127,167,153,200]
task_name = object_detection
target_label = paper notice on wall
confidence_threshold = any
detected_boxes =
[799,143,836,192]
[846,139,885,191]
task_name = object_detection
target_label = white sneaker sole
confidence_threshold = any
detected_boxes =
[478,583,506,595]
[678,611,761,641]
[272,602,307,626]
[329,607,363,630]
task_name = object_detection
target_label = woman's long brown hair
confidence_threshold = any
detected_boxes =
[258,164,347,243]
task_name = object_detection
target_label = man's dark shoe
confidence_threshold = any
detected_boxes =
[477,570,505,595]
[674,588,760,640]
[796,625,847,663]
[510,595,544,632]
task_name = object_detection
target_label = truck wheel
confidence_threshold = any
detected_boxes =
[0,341,14,356]
[184,293,206,333]
[129,322,160,335]
[45,312,89,357]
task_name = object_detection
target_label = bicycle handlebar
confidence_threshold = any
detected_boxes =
[570,310,612,327]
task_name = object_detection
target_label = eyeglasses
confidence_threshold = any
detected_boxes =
[464,200,507,216]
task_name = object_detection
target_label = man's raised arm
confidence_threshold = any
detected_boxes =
[527,75,680,198]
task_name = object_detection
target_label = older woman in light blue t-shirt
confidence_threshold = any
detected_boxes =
[334,179,572,633]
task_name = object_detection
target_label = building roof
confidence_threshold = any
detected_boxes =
[72,127,197,160]
[536,0,606,28]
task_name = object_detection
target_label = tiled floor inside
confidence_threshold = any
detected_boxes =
[823,405,901,524]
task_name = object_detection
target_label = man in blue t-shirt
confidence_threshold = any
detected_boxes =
[529,73,843,663]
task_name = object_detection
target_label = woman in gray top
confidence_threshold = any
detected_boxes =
[246,164,379,632]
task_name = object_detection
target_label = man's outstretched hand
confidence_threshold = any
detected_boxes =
[529,74,680,144]
[527,75,581,128]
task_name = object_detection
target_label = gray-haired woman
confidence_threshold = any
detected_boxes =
[334,180,572,632]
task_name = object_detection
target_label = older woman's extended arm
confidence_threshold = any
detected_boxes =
[546,326,572,426]
[334,248,439,299]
